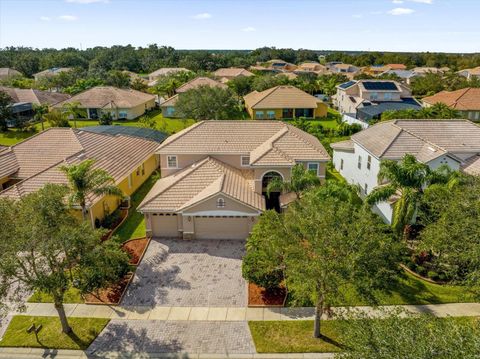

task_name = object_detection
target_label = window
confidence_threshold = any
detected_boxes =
[370,92,378,101]
[241,156,250,167]
[136,166,140,176]
[128,174,132,189]
[357,155,362,170]
[307,162,319,175]
[384,92,392,101]
[167,155,177,168]
[141,163,145,175]
[267,110,275,119]
[364,183,368,194]
[255,111,264,119]
[340,159,344,170]
[118,111,128,119]
[367,155,371,170]
[216,198,226,208]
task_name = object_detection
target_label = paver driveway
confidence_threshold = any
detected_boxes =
[121,238,246,307]
[87,320,255,355]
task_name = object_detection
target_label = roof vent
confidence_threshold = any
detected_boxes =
[427,146,437,152]
[77,153,87,160]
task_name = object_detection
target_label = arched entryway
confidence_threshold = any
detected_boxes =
[261,171,283,212]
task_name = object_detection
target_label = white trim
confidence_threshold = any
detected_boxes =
[184,210,260,217]
[180,191,263,213]
[260,170,285,181]
[307,162,320,176]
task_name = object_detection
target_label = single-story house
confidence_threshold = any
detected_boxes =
[0,68,22,81]
[33,67,73,81]
[458,67,480,80]
[422,88,480,121]
[161,77,227,118]
[0,127,162,226]
[244,85,328,120]
[53,86,156,120]
[147,68,191,86]
[138,120,330,240]
[213,68,254,82]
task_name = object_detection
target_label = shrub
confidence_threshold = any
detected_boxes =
[416,265,427,276]
[427,271,439,281]
[406,261,416,271]
[98,112,113,125]
[100,209,122,229]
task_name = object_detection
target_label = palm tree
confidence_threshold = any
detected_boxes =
[60,159,123,221]
[266,163,321,199]
[366,154,454,236]
[62,102,85,128]
[32,103,49,131]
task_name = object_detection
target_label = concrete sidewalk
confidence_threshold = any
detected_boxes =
[12,302,480,321]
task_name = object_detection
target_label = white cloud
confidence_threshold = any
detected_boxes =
[191,13,212,20]
[58,15,78,21]
[409,0,433,3]
[66,0,109,3]
[392,0,404,4]
[242,26,256,32]
[388,7,415,15]
[40,16,51,21]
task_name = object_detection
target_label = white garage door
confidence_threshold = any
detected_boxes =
[151,213,179,238]
[194,216,250,240]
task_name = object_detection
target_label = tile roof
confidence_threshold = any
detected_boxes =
[346,119,480,161]
[462,154,480,176]
[0,87,70,105]
[357,98,422,118]
[0,68,22,79]
[33,67,72,77]
[0,128,159,206]
[330,139,354,152]
[157,120,330,163]
[175,77,227,93]
[137,157,265,212]
[422,88,480,111]
[53,86,155,109]
[386,64,407,70]
[149,68,190,78]
[244,85,320,110]
[160,94,179,107]
[213,68,254,78]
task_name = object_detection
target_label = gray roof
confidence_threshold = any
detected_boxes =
[357,98,422,120]
[81,125,168,143]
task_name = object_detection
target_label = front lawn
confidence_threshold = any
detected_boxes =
[0,316,109,350]
[249,320,345,353]
[119,110,196,134]
[113,173,158,242]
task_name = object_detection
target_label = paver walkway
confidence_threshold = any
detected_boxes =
[11,302,480,321]
[121,239,246,307]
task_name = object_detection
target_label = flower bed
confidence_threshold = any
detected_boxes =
[248,282,287,307]
[84,272,133,305]
[121,237,150,266]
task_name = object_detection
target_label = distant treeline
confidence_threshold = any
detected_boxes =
[1,45,480,77]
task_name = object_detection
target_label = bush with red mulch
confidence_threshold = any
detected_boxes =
[248,282,287,307]
[121,238,149,265]
[84,272,133,305]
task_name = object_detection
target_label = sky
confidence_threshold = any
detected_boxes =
[0,0,479,53]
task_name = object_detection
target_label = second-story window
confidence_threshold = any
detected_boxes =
[217,198,226,208]
[241,156,250,167]
[357,155,362,170]
[167,155,177,168]
[364,183,368,194]
[367,155,372,170]
[370,92,378,101]
[340,158,344,170]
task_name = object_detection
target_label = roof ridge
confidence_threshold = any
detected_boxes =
[249,86,280,108]
[285,123,329,157]
[388,120,448,155]
[156,121,204,150]
[453,87,472,107]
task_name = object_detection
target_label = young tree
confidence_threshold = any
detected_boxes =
[244,182,401,338]
[130,77,148,92]
[0,184,129,334]
[175,86,242,120]
[61,101,86,128]
[32,103,49,131]
[339,310,480,359]
[366,154,455,236]
[44,109,70,128]
[60,159,123,221]
[266,163,321,199]
[227,75,254,96]
[138,115,157,130]
[0,91,12,132]
[98,112,113,125]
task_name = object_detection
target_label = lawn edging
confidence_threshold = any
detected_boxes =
[121,236,151,266]
[83,271,134,306]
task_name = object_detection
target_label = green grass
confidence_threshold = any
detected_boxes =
[0,111,195,146]
[113,173,159,242]
[0,316,109,350]
[326,167,345,182]
[28,286,83,304]
[249,320,346,353]
[287,271,476,307]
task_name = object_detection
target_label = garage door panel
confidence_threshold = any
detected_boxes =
[151,214,179,238]
[195,217,249,240]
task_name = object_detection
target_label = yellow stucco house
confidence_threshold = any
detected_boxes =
[244,85,328,120]
[0,127,160,226]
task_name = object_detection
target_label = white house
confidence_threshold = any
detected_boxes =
[331,120,480,223]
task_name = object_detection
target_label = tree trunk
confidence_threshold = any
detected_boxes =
[313,293,324,338]
[54,301,72,334]
[81,203,87,222]
[41,118,44,131]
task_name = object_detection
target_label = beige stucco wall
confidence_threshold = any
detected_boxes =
[184,193,260,214]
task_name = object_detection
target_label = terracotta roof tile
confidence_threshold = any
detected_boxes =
[422,88,480,111]
[176,77,227,93]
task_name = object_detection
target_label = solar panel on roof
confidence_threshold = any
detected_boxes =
[339,81,356,89]
[83,125,168,143]
[362,81,398,91]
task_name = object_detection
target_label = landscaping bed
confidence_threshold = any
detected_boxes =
[121,237,150,265]
[248,283,287,307]
[0,316,109,350]
[100,209,129,241]
[83,272,133,305]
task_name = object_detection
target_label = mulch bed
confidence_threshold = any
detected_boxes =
[121,237,150,266]
[84,272,133,305]
[248,282,287,307]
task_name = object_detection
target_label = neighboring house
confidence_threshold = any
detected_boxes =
[138,120,330,240]
[213,68,254,82]
[147,67,190,86]
[422,88,480,121]
[0,87,70,126]
[33,67,72,81]
[244,85,328,120]
[265,59,297,71]
[333,80,421,125]
[294,62,328,75]
[161,77,227,118]
[0,127,161,225]
[381,69,416,84]
[0,68,22,81]
[331,119,480,223]
[457,66,480,80]
[386,64,407,71]
[53,86,156,120]
[412,67,448,76]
